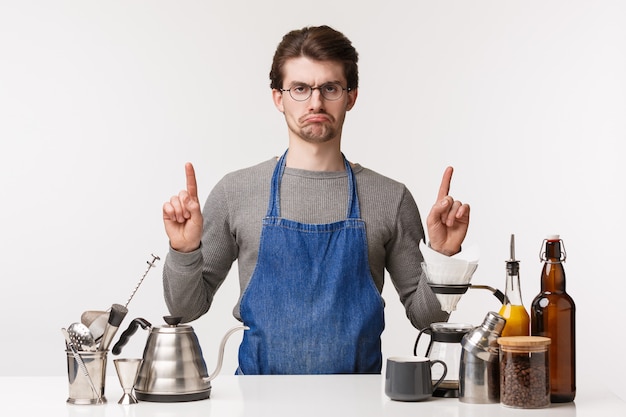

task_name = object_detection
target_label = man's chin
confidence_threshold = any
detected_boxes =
[300,127,335,143]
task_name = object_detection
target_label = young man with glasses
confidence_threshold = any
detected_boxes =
[162,25,470,375]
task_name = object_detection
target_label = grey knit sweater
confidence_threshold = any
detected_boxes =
[163,156,449,330]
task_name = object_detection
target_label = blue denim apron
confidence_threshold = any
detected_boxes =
[237,151,385,374]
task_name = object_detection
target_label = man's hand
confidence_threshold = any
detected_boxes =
[162,163,203,253]
[426,166,470,256]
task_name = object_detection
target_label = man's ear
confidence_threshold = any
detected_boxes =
[272,89,285,113]
[346,88,358,111]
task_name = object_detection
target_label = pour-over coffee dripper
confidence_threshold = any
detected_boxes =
[422,261,505,311]
[419,241,504,312]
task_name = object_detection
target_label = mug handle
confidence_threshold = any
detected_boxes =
[429,359,448,391]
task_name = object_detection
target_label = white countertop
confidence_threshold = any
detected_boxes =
[1,374,624,417]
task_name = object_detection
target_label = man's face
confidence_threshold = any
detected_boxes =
[272,57,357,144]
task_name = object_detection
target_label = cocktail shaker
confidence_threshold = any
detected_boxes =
[459,311,506,404]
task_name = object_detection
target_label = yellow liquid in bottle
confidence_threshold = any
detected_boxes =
[498,304,530,336]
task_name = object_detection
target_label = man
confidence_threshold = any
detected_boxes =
[162,25,470,375]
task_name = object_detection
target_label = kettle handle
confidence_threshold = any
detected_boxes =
[111,317,152,355]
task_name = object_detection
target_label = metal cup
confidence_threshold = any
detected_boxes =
[114,358,142,404]
[66,350,108,404]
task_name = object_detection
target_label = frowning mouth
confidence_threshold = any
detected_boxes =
[301,113,333,124]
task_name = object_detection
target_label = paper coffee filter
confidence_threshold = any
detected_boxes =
[419,241,480,312]
[419,241,480,285]
[462,263,479,282]
[422,262,476,285]
[435,294,463,313]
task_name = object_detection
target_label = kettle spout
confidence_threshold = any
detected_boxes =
[205,325,249,382]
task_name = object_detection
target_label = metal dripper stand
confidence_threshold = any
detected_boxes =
[427,282,505,307]
[424,269,505,312]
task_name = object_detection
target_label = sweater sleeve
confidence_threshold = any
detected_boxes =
[385,187,450,330]
[162,179,238,323]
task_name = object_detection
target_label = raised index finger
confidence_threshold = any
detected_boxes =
[437,166,454,201]
[185,162,198,200]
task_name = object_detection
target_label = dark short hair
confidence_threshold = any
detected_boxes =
[269,25,359,91]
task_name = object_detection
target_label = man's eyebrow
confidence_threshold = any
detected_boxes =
[286,80,342,86]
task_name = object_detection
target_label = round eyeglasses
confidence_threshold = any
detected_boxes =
[280,82,350,101]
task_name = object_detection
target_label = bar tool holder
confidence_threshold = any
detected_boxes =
[62,328,106,405]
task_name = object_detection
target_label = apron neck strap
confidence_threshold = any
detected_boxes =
[267,150,360,219]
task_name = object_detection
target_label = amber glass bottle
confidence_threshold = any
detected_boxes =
[531,235,576,403]
[498,234,530,337]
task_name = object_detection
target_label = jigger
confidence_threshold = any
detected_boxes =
[114,358,142,404]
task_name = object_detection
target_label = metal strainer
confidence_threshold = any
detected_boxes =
[67,322,97,351]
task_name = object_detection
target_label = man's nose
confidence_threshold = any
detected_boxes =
[308,88,325,108]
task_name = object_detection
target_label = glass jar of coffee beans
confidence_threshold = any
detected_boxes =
[497,336,551,408]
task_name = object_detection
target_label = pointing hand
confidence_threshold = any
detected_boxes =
[426,166,470,256]
[162,163,203,253]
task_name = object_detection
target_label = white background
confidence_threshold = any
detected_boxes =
[1,0,625,401]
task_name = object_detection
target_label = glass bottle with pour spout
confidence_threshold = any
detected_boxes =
[498,234,530,337]
[531,235,576,402]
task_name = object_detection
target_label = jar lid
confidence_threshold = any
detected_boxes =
[497,336,551,347]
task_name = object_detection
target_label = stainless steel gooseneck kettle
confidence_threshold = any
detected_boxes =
[112,315,247,402]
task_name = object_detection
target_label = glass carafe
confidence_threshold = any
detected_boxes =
[414,322,474,397]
